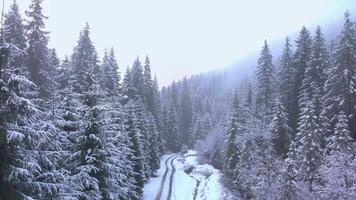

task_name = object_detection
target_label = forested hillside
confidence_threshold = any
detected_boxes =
[0,0,355,200]
[161,12,356,199]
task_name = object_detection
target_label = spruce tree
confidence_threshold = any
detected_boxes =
[295,96,322,193]
[97,48,137,199]
[25,0,51,97]
[317,111,355,200]
[224,92,240,182]
[70,73,107,199]
[290,27,312,133]
[270,98,291,158]
[308,26,329,95]
[143,56,155,113]
[166,105,181,152]
[125,101,145,199]
[3,0,27,76]
[71,23,98,94]
[323,12,356,139]
[0,32,57,199]
[255,40,275,115]
[278,38,294,130]
[179,77,193,146]
[245,82,253,108]
[99,48,120,97]
[129,58,145,100]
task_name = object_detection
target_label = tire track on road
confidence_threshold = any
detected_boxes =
[167,154,181,200]
[155,155,176,200]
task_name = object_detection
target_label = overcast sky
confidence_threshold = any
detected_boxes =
[14,0,356,86]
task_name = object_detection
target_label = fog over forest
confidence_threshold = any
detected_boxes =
[0,1,355,200]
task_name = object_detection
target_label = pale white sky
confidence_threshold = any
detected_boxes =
[13,0,356,86]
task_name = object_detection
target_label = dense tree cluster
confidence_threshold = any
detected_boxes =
[1,1,356,200]
[163,12,356,199]
[223,13,356,199]
[0,1,162,199]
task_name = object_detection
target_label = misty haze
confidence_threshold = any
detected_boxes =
[0,0,355,200]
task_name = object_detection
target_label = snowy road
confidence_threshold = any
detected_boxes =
[154,154,180,200]
[143,151,229,200]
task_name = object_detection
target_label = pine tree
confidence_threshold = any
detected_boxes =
[71,23,98,94]
[166,105,181,152]
[143,56,155,112]
[3,0,27,76]
[0,31,59,199]
[308,26,329,95]
[99,48,120,97]
[278,144,303,200]
[255,40,275,115]
[69,73,107,199]
[316,111,356,200]
[97,48,137,199]
[146,113,161,172]
[153,75,162,122]
[179,77,193,146]
[290,27,312,133]
[245,82,253,108]
[295,97,322,193]
[25,0,51,97]
[129,58,145,100]
[323,12,356,139]
[327,111,354,153]
[125,101,145,199]
[270,98,291,158]
[278,38,294,130]
[224,92,240,183]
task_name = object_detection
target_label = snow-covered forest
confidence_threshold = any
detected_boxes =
[160,12,356,200]
[0,0,355,200]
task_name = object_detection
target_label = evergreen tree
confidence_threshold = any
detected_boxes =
[143,56,155,112]
[25,0,51,97]
[179,77,193,146]
[3,0,27,76]
[327,111,354,153]
[129,58,145,100]
[278,144,303,200]
[152,75,162,122]
[224,92,241,183]
[278,38,294,130]
[270,98,291,158]
[99,48,120,97]
[295,97,322,193]
[290,26,312,132]
[317,111,355,200]
[323,12,356,139]
[166,105,180,152]
[71,23,98,94]
[0,33,59,199]
[255,40,275,115]
[245,82,253,108]
[97,48,138,199]
[125,101,145,199]
[69,73,108,199]
[308,26,329,95]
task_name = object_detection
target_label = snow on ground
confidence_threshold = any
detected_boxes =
[143,154,172,200]
[190,164,223,200]
[143,150,231,200]
[171,156,196,200]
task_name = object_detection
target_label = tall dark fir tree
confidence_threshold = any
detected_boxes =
[255,40,275,116]
[25,0,51,97]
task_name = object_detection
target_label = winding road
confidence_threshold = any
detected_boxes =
[155,154,180,200]
[148,152,211,200]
